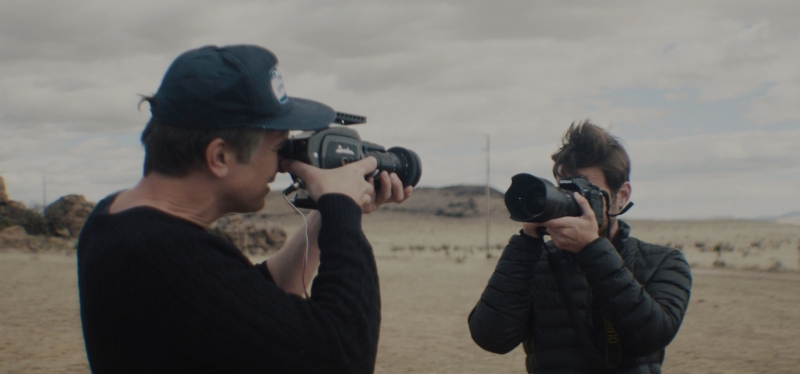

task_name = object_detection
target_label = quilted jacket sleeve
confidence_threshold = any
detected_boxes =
[575,237,692,356]
[468,232,544,354]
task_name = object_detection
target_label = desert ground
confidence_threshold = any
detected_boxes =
[2,200,800,373]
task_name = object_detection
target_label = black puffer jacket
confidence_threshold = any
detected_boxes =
[468,221,691,373]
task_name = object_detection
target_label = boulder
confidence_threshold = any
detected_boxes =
[45,195,95,238]
[0,225,30,251]
[211,214,287,255]
[0,200,49,235]
[0,176,8,204]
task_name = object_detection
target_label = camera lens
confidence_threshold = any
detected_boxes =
[504,174,581,222]
[366,147,422,188]
[521,183,546,217]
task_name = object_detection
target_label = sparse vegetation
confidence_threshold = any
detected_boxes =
[713,242,735,253]
[767,260,783,272]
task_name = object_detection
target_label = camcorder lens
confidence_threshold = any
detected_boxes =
[364,147,422,191]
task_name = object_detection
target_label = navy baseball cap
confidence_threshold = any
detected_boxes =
[151,45,335,131]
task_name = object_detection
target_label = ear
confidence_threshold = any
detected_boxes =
[615,181,632,210]
[205,138,232,178]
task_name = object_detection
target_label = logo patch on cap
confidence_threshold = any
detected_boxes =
[270,68,289,105]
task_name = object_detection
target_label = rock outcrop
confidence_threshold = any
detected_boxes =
[211,214,287,255]
[0,177,49,235]
[0,176,8,204]
[0,177,92,253]
[0,225,29,250]
[0,203,49,235]
[45,195,95,238]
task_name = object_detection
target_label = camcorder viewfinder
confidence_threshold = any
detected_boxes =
[280,112,422,209]
[504,174,605,227]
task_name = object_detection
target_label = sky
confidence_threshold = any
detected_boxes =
[1,0,798,220]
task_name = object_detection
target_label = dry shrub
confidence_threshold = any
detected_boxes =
[767,260,783,272]
[713,242,735,253]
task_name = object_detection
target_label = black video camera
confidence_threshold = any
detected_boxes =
[504,174,605,227]
[279,112,422,209]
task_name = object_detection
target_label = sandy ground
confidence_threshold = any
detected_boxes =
[2,215,799,373]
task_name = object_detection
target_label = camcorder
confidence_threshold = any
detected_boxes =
[504,174,606,227]
[279,112,422,209]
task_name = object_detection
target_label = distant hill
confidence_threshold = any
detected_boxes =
[262,184,507,220]
[415,185,504,199]
[776,211,800,225]
[377,185,505,217]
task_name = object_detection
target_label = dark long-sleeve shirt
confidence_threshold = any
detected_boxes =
[468,221,692,373]
[78,194,380,374]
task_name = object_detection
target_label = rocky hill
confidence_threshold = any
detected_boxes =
[776,211,800,225]
[1,176,93,253]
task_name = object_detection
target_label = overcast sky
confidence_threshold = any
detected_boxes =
[1,0,798,219]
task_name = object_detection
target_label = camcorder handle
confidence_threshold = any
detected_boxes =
[334,112,366,125]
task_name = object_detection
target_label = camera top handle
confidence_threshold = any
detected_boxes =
[334,112,366,125]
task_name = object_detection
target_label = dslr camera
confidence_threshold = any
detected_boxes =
[279,112,422,208]
[504,174,605,227]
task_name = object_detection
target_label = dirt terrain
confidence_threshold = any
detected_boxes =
[2,195,799,373]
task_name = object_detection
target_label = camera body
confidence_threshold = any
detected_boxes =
[558,177,605,227]
[504,173,605,227]
[279,113,422,208]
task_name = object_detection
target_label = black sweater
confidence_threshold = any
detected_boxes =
[468,221,692,373]
[77,194,380,374]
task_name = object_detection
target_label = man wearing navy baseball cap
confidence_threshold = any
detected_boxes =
[77,45,411,373]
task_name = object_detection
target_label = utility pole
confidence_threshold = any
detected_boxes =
[485,134,491,254]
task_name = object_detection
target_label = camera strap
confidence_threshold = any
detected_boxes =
[600,190,634,239]
[608,202,633,217]
[601,190,634,218]
[546,247,621,371]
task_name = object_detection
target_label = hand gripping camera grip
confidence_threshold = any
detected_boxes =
[283,178,319,210]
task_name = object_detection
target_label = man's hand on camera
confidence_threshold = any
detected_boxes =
[541,192,599,253]
[522,222,546,239]
[362,171,413,214]
[282,157,377,207]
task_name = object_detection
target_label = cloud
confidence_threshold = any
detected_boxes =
[749,81,800,126]
[629,128,800,178]
[0,0,799,219]
[619,128,800,218]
